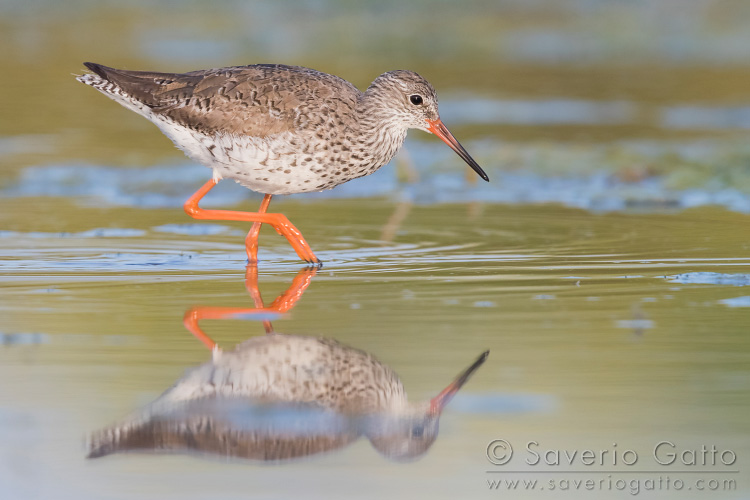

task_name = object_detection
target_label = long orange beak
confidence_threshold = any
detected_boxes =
[426,118,489,182]
[429,350,489,415]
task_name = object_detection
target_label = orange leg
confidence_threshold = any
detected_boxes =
[184,179,321,265]
[245,194,273,264]
[183,265,318,349]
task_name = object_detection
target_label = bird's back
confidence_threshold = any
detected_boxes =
[79,63,362,138]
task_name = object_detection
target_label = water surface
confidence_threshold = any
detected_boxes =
[2,197,749,498]
[1,1,750,498]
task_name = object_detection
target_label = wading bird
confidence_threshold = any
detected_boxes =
[77,63,488,265]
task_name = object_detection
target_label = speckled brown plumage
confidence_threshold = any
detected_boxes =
[86,64,358,138]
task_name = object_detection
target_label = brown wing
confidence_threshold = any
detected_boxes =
[83,63,361,137]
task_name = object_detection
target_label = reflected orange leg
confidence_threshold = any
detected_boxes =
[244,264,273,334]
[264,266,318,313]
[183,265,318,349]
[184,179,321,265]
[183,307,219,350]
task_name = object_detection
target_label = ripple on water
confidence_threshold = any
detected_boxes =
[667,272,750,287]
[0,228,146,238]
[153,223,244,236]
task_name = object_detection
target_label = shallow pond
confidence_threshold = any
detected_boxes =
[2,195,749,498]
[2,1,750,498]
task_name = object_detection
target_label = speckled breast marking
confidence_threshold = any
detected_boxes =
[162,127,372,196]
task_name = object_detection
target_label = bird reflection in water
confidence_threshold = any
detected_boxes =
[87,266,488,463]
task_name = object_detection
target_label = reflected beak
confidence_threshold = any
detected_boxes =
[426,118,489,182]
[429,350,489,415]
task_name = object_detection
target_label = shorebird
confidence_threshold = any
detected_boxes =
[77,63,489,265]
[87,334,488,462]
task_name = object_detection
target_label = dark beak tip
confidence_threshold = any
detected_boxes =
[474,350,490,369]
[468,163,489,182]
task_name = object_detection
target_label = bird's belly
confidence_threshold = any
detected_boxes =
[156,122,374,195]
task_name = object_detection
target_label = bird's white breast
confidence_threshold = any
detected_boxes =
[153,117,360,195]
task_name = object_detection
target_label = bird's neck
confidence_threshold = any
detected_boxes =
[353,94,408,169]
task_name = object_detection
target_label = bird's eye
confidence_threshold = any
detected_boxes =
[409,94,423,106]
[412,424,424,438]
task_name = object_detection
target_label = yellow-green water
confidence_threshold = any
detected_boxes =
[1,1,750,498]
[2,198,748,498]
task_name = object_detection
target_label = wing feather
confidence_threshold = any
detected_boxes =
[83,63,361,138]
